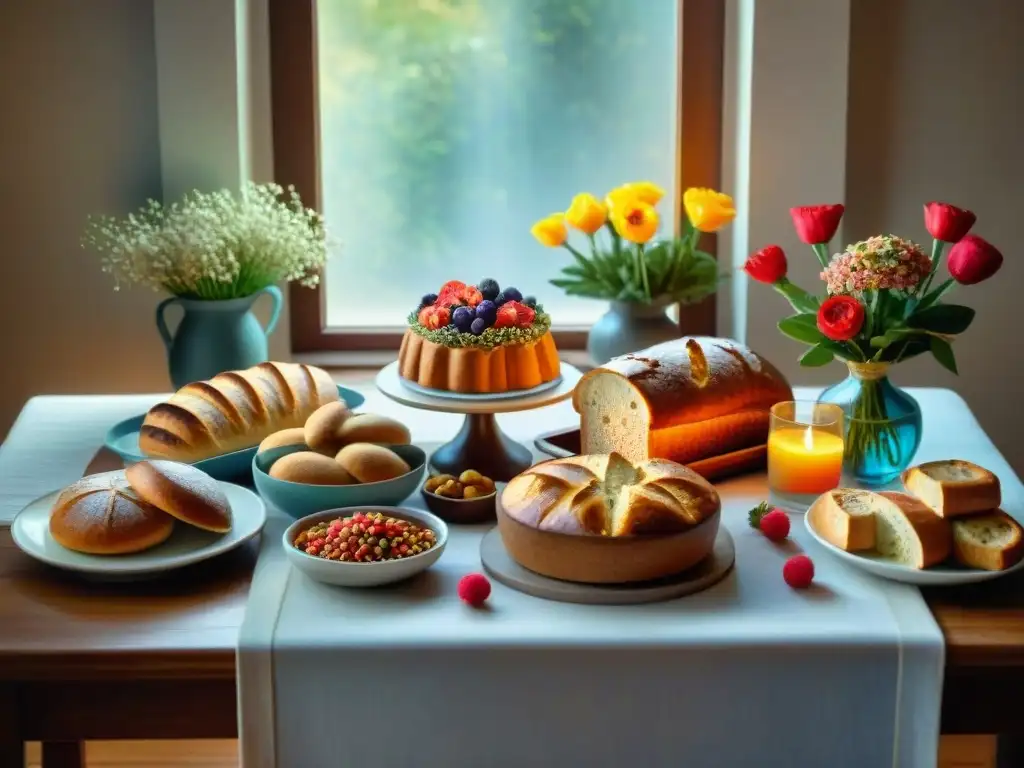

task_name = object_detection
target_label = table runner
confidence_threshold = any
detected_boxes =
[237,387,958,768]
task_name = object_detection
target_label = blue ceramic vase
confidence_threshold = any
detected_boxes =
[155,286,283,388]
[817,361,922,487]
[586,299,680,365]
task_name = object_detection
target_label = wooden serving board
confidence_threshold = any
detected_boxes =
[479,526,735,605]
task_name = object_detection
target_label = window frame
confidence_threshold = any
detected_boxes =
[269,0,725,354]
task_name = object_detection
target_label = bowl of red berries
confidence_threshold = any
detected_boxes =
[282,506,448,587]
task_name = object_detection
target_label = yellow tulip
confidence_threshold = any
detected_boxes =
[530,213,568,247]
[565,193,607,235]
[683,187,736,232]
[606,181,664,212]
[612,200,659,244]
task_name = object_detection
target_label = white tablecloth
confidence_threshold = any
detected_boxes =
[232,387,1007,768]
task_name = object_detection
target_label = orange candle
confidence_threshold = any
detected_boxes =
[767,426,844,495]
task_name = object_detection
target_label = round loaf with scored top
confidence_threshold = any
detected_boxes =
[125,460,232,533]
[49,470,175,555]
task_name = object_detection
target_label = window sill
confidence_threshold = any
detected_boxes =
[294,348,595,371]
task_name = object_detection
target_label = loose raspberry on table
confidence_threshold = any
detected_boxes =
[458,573,491,606]
[747,501,790,541]
[783,555,815,589]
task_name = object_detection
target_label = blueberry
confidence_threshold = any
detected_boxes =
[494,292,507,306]
[421,292,438,308]
[502,287,523,303]
[452,306,474,332]
[478,278,500,301]
[470,317,488,335]
[476,299,496,322]
[523,296,537,308]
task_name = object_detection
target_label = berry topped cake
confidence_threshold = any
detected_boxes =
[398,279,561,394]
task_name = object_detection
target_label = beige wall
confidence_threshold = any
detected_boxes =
[845,0,1024,470]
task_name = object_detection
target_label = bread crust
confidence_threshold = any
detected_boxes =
[877,491,952,568]
[139,362,340,462]
[269,452,355,486]
[572,336,793,432]
[125,460,232,533]
[901,460,1001,518]
[335,443,411,484]
[951,510,1024,571]
[807,489,876,552]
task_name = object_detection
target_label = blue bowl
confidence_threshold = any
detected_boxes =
[104,385,366,483]
[252,443,427,519]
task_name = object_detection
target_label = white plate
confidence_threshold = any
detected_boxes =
[803,511,1024,585]
[11,482,267,577]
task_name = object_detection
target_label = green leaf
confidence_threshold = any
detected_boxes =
[913,277,957,313]
[817,339,861,360]
[930,336,959,374]
[777,313,825,345]
[908,303,975,334]
[799,344,835,367]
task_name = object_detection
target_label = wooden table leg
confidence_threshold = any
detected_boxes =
[0,685,24,768]
[997,733,1024,768]
[41,741,85,768]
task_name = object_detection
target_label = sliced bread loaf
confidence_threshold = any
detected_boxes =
[951,510,1024,571]
[901,459,1001,518]
[807,489,877,552]
[873,491,952,569]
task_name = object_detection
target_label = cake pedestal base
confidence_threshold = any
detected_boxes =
[429,413,533,481]
[375,361,584,483]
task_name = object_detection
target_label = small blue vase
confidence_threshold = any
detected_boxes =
[817,362,922,487]
[155,286,283,389]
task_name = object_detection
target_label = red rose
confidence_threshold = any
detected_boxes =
[817,295,865,341]
[743,245,788,283]
[947,234,1003,285]
[790,204,845,245]
[923,202,976,243]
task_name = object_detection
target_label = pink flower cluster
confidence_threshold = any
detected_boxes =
[821,234,932,295]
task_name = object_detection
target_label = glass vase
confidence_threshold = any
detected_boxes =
[816,362,922,487]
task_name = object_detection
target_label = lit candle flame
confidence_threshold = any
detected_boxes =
[803,425,814,451]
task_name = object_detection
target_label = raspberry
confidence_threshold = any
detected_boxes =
[458,573,491,606]
[783,555,815,589]
[747,501,789,541]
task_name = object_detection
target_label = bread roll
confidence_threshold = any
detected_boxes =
[952,510,1024,571]
[335,413,411,447]
[901,459,1001,518]
[270,452,355,485]
[49,471,175,555]
[500,452,720,536]
[258,428,308,454]
[335,443,411,484]
[125,460,232,533]
[303,401,352,454]
[873,491,952,569]
[140,361,340,463]
[807,489,877,552]
[573,337,792,464]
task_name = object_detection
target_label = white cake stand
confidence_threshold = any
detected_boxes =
[375,361,583,482]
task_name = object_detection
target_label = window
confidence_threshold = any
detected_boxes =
[271,0,724,352]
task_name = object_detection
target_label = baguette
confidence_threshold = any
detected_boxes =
[140,362,340,463]
[807,489,877,552]
[901,459,1001,518]
[873,491,952,569]
[951,510,1024,571]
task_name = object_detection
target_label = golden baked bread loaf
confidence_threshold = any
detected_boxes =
[500,452,719,536]
[334,413,411,446]
[303,401,352,454]
[573,337,792,464]
[335,443,411,484]
[125,460,232,533]
[49,471,175,555]
[398,328,561,394]
[807,489,877,552]
[951,510,1024,571]
[872,491,952,569]
[269,452,355,485]
[140,361,340,463]
[258,428,309,454]
[901,459,1001,518]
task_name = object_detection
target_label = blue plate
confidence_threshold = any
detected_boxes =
[103,385,366,482]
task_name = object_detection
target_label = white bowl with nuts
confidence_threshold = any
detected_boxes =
[420,469,497,524]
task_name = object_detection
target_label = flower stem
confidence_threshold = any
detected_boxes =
[919,239,946,296]
[638,244,652,300]
[812,243,831,268]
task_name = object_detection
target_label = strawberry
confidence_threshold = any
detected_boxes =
[504,300,536,328]
[417,306,434,327]
[748,501,790,541]
[494,304,519,328]
[436,280,467,307]
[432,306,451,328]
[783,555,815,589]
[463,286,484,307]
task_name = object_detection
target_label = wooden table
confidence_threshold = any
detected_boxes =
[2,380,1024,767]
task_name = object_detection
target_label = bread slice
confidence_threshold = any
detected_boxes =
[951,510,1024,571]
[807,489,877,552]
[873,491,952,569]
[901,459,1001,519]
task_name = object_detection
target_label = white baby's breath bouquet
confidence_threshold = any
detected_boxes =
[82,181,329,300]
